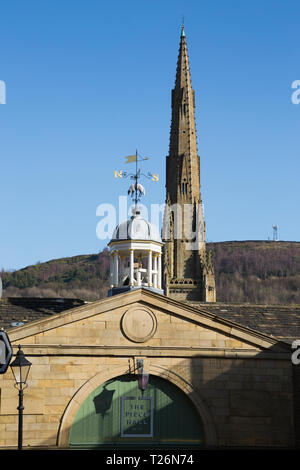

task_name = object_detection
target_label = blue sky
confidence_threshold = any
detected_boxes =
[0,0,299,270]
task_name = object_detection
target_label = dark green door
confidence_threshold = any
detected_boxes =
[69,374,204,449]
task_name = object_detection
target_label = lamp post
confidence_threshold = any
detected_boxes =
[10,345,32,450]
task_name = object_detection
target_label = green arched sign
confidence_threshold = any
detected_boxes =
[69,374,204,449]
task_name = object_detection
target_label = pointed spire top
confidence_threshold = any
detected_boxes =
[181,17,185,38]
[174,19,191,91]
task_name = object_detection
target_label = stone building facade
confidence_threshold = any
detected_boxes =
[0,289,295,448]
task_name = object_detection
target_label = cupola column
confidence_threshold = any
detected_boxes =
[158,253,162,289]
[130,249,135,286]
[148,250,153,286]
[153,255,158,288]
[136,269,142,287]
[113,251,119,287]
[110,254,114,288]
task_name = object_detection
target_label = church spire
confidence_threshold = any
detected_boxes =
[168,26,200,204]
[162,27,216,302]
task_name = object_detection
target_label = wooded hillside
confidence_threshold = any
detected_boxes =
[208,241,300,304]
[2,241,300,304]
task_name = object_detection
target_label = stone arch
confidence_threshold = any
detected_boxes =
[57,363,217,448]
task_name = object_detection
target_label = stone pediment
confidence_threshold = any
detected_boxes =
[6,289,289,356]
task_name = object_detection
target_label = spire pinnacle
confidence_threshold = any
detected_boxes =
[181,18,185,37]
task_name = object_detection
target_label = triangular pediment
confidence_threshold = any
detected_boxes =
[6,289,289,354]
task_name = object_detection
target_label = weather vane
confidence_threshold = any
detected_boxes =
[114,150,159,208]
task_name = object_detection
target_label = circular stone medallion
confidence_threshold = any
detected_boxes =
[121,307,157,343]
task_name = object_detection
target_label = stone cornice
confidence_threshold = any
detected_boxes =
[11,343,291,360]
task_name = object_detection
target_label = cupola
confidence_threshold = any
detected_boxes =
[107,153,163,297]
[108,206,163,296]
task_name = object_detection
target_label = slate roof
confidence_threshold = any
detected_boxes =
[187,301,300,344]
[1,295,299,346]
[0,297,85,331]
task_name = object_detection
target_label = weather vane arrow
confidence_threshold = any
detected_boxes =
[125,153,149,164]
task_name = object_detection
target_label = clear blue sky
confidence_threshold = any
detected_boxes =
[0,0,299,271]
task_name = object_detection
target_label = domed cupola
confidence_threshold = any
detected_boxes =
[108,206,163,296]
[107,157,163,296]
[112,208,161,242]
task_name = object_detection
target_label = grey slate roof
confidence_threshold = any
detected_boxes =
[187,301,300,344]
[0,297,85,331]
[1,295,299,346]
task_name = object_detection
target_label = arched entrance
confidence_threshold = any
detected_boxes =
[69,374,204,449]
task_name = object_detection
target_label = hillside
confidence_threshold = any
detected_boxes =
[1,251,111,300]
[207,241,300,304]
[1,241,300,304]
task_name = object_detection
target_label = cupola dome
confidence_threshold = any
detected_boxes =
[112,208,161,243]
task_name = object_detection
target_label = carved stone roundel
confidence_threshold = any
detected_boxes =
[121,306,157,343]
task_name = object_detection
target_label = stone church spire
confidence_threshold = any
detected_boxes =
[162,27,216,302]
[168,24,200,205]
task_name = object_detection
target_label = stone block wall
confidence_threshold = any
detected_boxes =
[0,353,294,448]
[0,296,294,448]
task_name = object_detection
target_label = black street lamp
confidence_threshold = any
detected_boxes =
[10,345,32,450]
